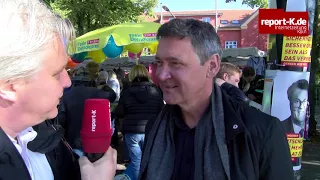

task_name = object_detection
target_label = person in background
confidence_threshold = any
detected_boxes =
[215,62,249,104]
[86,61,100,87]
[98,70,109,85]
[139,18,293,180]
[216,62,241,87]
[107,70,121,101]
[115,64,164,180]
[239,66,264,102]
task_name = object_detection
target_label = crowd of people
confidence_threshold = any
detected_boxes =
[0,0,295,180]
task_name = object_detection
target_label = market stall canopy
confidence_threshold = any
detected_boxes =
[222,47,266,58]
[75,56,156,70]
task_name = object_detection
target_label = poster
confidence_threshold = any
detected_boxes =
[281,36,312,67]
[281,0,315,67]
[261,70,278,114]
[271,71,310,171]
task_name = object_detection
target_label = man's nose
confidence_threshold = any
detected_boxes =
[62,69,71,88]
[156,66,171,81]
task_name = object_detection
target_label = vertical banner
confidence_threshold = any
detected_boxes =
[271,71,310,171]
[281,0,315,67]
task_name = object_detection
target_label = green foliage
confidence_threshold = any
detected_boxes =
[48,0,158,36]
[225,0,268,8]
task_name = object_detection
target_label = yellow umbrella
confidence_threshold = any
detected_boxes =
[72,22,160,54]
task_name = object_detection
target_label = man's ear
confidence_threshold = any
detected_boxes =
[223,73,228,81]
[0,83,17,102]
[206,54,220,78]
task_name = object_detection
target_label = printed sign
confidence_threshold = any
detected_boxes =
[259,9,309,36]
[287,134,304,158]
[281,36,312,67]
[280,0,315,67]
[270,71,310,171]
[129,33,157,43]
[77,39,100,52]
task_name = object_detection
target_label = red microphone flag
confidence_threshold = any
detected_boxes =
[80,99,112,153]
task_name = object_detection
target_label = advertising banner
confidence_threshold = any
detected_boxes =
[270,71,310,171]
[281,36,312,67]
[280,0,315,67]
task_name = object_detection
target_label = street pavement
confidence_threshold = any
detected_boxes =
[301,142,320,180]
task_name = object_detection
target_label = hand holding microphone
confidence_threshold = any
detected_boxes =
[79,99,116,179]
[79,147,117,180]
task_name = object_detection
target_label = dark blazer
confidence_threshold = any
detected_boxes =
[0,121,81,180]
[281,117,295,134]
[0,128,31,180]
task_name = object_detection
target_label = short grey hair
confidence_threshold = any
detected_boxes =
[98,71,108,82]
[157,18,223,65]
[0,0,75,82]
[287,79,309,100]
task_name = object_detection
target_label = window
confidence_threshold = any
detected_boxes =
[225,41,237,49]
[169,17,175,21]
[231,20,240,24]
[202,17,211,23]
[220,20,229,24]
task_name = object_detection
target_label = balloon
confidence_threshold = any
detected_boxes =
[125,43,145,54]
[128,51,142,59]
[88,50,106,63]
[102,36,124,58]
[148,44,158,54]
[71,51,88,63]
[67,57,78,68]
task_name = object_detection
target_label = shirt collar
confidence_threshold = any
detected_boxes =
[172,102,212,131]
[7,127,37,154]
[293,123,302,134]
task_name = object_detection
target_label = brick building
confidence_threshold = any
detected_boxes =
[149,10,267,51]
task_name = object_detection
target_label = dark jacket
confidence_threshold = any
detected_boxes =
[0,120,81,180]
[143,90,294,180]
[58,85,116,149]
[220,82,250,104]
[115,81,164,133]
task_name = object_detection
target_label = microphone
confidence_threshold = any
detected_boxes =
[80,99,113,163]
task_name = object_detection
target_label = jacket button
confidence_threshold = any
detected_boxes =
[233,124,238,129]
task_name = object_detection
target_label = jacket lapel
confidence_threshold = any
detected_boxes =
[0,128,31,180]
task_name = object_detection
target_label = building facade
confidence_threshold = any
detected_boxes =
[151,10,267,52]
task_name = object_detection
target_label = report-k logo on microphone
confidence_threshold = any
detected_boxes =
[91,110,97,132]
[259,9,309,36]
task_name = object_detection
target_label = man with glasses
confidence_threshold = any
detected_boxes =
[282,79,309,136]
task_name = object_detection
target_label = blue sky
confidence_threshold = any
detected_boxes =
[154,0,255,12]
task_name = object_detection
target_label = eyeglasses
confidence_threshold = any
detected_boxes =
[291,99,308,108]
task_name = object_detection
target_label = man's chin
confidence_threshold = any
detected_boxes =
[46,108,58,120]
[163,97,178,105]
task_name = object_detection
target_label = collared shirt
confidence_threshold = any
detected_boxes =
[171,108,195,180]
[293,123,302,134]
[7,127,54,180]
[171,104,212,180]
